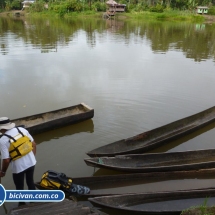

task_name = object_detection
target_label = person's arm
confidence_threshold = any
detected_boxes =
[0,158,10,177]
[32,141,36,155]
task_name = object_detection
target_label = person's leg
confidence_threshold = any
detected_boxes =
[13,171,26,206]
[25,165,36,190]
[13,171,25,190]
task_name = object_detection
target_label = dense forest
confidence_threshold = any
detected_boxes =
[0,0,215,15]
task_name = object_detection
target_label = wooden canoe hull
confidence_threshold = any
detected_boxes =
[10,103,94,135]
[89,188,215,214]
[87,106,215,157]
[84,149,215,173]
[35,169,215,197]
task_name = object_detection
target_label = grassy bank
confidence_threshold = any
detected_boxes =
[181,198,215,215]
[0,8,208,23]
[181,206,215,215]
[29,10,206,22]
[27,10,102,19]
[125,10,205,22]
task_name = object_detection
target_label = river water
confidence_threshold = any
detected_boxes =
[0,14,215,214]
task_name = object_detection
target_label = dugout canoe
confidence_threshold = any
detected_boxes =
[89,188,215,214]
[35,169,215,197]
[9,103,94,135]
[87,106,215,157]
[85,149,215,173]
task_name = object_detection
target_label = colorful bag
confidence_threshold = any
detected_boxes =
[40,170,90,195]
[3,127,33,161]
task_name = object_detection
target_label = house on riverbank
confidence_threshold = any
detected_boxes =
[103,0,126,18]
[106,0,126,13]
[21,0,35,10]
[196,6,209,14]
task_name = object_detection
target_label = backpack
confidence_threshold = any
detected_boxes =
[3,127,33,161]
[40,170,90,195]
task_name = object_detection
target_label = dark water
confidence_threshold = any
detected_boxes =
[0,15,215,214]
[127,197,215,211]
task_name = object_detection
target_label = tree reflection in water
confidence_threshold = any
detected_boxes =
[0,16,215,61]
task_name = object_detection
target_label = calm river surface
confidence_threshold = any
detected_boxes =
[0,15,215,214]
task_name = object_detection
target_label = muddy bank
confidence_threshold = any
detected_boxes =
[203,14,215,23]
[0,10,26,17]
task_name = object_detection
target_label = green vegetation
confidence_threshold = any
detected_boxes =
[125,9,205,22]
[0,0,214,23]
[0,0,215,18]
[208,6,215,14]
[181,198,215,215]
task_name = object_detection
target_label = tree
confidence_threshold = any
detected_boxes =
[0,0,6,9]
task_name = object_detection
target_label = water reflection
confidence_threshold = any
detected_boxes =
[195,23,205,31]
[0,16,215,61]
[34,119,94,144]
[105,19,124,33]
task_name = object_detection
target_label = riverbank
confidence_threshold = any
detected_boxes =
[0,10,26,17]
[125,11,215,23]
[181,206,215,215]
[203,14,215,23]
[1,9,215,24]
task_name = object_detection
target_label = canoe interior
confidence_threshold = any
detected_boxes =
[85,149,215,172]
[89,189,215,214]
[11,103,94,134]
[35,169,215,197]
[87,106,215,157]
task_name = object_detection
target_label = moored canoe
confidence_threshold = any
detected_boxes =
[35,169,215,197]
[9,103,94,135]
[87,106,215,157]
[85,149,215,173]
[89,188,215,214]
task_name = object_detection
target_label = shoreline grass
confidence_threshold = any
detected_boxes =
[0,9,208,23]
[125,10,205,22]
[30,10,206,22]
[181,198,215,215]
[181,206,215,215]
